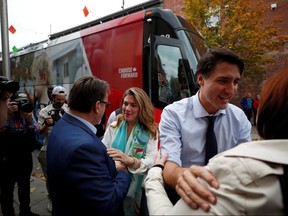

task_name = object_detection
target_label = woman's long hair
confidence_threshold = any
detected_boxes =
[115,87,158,140]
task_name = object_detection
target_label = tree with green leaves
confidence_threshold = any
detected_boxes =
[183,0,287,78]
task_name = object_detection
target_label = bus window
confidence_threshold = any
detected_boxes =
[157,45,190,104]
[149,35,195,109]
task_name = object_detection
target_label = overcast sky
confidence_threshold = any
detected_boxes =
[0,0,147,52]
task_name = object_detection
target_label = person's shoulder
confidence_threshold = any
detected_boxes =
[227,103,244,113]
[164,96,191,111]
[225,103,247,121]
[210,141,277,178]
[42,103,53,110]
[39,103,53,114]
[106,120,117,130]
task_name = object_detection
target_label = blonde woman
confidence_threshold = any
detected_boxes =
[102,87,158,215]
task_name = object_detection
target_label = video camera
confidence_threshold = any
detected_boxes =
[10,92,34,113]
[0,76,19,94]
[48,108,65,124]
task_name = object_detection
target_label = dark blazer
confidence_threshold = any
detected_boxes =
[47,113,130,216]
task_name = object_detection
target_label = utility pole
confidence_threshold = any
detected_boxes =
[121,0,125,9]
[0,0,11,79]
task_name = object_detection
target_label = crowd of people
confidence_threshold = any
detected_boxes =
[0,47,287,216]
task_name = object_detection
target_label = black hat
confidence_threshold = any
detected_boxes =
[0,76,8,82]
[0,76,20,93]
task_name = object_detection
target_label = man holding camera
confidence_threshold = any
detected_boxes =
[0,76,19,133]
[0,90,40,216]
[0,76,19,211]
[37,85,68,212]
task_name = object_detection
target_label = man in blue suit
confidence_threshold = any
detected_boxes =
[47,76,131,216]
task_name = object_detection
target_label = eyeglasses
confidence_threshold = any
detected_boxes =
[100,100,111,108]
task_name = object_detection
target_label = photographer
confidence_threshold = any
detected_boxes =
[37,85,68,212]
[0,76,19,133]
[0,76,19,200]
[0,91,40,216]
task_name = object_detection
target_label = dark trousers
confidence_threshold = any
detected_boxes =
[253,108,257,126]
[244,109,252,122]
[0,152,33,216]
[140,188,149,216]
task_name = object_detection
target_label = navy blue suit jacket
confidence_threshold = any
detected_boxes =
[47,113,131,216]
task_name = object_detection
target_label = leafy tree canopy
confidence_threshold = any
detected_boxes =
[184,0,287,78]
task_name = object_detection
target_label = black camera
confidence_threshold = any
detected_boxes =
[0,76,19,94]
[17,100,34,113]
[48,108,65,123]
[11,92,34,113]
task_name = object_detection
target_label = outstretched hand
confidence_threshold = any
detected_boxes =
[175,165,219,212]
[107,148,131,166]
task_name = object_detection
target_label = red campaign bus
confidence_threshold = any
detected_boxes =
[1,0,207,124]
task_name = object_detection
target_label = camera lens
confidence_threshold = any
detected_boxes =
[21,103,34,113]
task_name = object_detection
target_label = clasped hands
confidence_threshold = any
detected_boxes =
[107,148,134,173]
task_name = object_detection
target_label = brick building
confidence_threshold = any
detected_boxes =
[163,0,288,106]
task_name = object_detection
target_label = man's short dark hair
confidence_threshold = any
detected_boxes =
[68,76,110,113]
[196,48,244,78]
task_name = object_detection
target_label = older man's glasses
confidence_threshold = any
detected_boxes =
[100,100,111,108]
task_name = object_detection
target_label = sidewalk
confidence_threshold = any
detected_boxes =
[11,176,51,216]
[26,150,51,216]
[1,126,260,216]
[0,150,51,216]
[251,125,260,140]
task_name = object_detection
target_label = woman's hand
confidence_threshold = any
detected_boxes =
[154,150,168,166]
[107,148,132,166]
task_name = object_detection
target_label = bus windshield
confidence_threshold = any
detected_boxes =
[176,15,208,75]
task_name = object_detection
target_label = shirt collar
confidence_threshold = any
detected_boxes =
[66,112,97,134]
[193,91,226,119]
